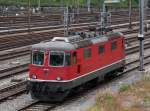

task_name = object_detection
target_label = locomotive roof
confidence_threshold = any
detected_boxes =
[32,41,76,51]
[32,32,123,51]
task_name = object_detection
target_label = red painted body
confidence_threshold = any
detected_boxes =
[29,36,125,81]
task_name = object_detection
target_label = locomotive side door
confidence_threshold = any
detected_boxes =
[69,51,81,78]
[110,39,123,62]
[73,52,79,73]
[75,51,82,74]
[110,40,118,62]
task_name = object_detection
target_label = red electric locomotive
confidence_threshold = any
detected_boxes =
[28,30,125,101]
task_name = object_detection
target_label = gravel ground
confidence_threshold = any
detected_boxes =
[0,55,29,71]
[0,72,27,90]
[0,93,34,111]
[126,46,150,64]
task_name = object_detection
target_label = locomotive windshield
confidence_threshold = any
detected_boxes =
[50,52,64,66]
[32,51,44,65]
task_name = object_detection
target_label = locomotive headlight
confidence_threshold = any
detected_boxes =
[56,77,62,81]
[31,74,37,79]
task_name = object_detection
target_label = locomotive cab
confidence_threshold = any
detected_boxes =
[30,49,73,81]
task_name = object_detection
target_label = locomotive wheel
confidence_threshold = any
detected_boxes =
[104,67,125,80]
[115,67,125,76]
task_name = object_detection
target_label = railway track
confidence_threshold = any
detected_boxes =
[18,102,57,111]
[0,10,141,28]
[0,15,141,32]
[0,9,148,36]
[1,35,150,105]
[0,18,150,52]
[0,47,30,61]
[0,13,148,35]
[0,9,149,52]
[0,80,27,102]
[0,13,141,34]
[0,21,149,61]
[0,63,28,79]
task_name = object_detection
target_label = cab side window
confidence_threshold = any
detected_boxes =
[99,45,105,54]
[73,52,77,64]
[111,41,117,50]
[84,48,91,59]
[65,53,71,66]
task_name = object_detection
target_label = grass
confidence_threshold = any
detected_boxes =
[88,91,117,111]
[119,84,130,92]
[87,74,150,111]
